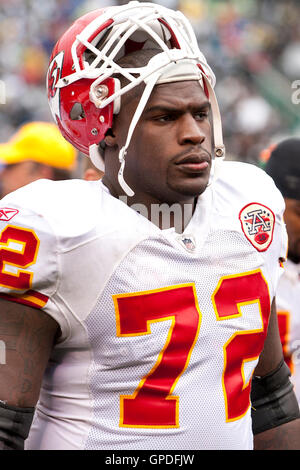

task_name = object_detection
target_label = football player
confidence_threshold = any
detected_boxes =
[265,138,300,404]
[0,1,299,450]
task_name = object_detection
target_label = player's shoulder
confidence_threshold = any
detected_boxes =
[1,178,99,207]
[220,160,276,186]
[0,178,104,238]
[216,160,284,211]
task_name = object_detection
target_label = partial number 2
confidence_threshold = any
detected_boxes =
[0,225,39,290]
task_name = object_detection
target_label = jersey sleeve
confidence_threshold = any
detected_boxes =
[262,171,288,297]
[274,202,288,291]
[0,197,69,337]
[218,161,288,299]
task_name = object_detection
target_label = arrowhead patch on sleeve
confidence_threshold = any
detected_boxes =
[239,203,275,252]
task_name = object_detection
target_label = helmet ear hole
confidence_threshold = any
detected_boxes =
[70,103,85,120]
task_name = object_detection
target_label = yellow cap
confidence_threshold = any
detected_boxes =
[0,122,77,170]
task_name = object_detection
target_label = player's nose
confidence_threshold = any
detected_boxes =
[177,113,206,146]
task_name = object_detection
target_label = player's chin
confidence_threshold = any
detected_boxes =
[168,172,210,198]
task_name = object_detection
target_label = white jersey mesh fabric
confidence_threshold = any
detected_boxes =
[84,228,267,450]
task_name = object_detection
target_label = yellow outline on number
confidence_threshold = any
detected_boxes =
[113,283,202,429]
[211,269,270,422]
[0,225,40,290]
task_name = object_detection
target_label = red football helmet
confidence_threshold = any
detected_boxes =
[47,1,224,195]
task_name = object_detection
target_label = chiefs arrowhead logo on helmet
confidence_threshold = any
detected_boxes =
[48,59,61,99]
[47,51,64,121]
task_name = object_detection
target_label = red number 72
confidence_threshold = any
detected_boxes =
[113,270,270,427]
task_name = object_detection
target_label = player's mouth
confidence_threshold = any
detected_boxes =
[174,153,210,173]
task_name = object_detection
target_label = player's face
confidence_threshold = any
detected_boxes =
[284,198,300,263]
[112,80,212,204]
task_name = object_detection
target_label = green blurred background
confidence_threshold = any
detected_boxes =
[0,0,299,164]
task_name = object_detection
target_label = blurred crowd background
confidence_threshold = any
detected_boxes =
[0,0,299,168]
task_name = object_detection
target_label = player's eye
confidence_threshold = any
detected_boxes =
[155,113,176,123]
[194,111,209,121]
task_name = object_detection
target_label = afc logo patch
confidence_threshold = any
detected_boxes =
[239,203,275,252]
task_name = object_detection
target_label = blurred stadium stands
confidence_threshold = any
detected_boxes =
[0,0,299,164]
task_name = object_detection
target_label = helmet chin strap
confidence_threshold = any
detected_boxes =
[203,76,225,186]
[89,143,105,172]
[117,71,160,197]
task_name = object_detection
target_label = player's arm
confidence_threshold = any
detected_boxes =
[251,298,300,450]
[0,298,59,450]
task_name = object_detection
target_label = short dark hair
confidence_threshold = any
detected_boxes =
[51,166,74,181]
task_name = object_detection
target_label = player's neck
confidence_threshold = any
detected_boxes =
[129,194,197,232]
[102,178,197,231]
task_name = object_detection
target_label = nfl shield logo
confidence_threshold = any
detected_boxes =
[178,235,196,252]
[239,203,275,252]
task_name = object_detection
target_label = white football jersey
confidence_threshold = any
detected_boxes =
[276,259,300,403]
[0,161,287,450]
